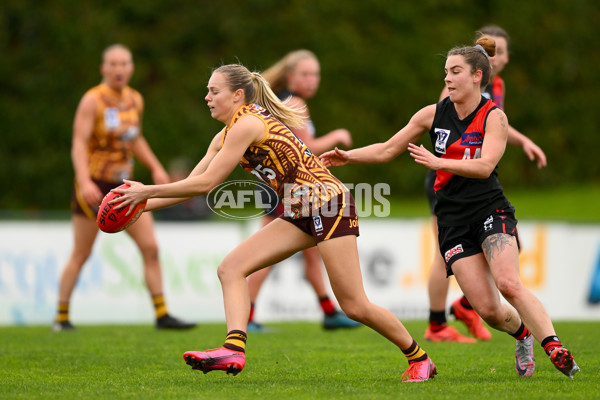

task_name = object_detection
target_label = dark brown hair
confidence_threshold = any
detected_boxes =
[477,25,511,51]
[447,36,496,87]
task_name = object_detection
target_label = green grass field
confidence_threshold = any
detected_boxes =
[1,186,597,398]
[2,321,598,399]
[387,183,600,223]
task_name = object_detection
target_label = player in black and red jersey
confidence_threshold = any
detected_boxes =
[425,25,548,344]
[321,36,578,379]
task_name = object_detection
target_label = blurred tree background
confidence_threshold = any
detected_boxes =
[1,0,598,213]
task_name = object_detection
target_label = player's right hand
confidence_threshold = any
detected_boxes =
[320,147,350,167]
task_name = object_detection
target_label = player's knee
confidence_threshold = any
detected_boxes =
[477,305,502,326]
[138,242,159,261]
[337,299,367,322]
[70,250,92,268]
[495,277,522,302]
[216,260,242,284]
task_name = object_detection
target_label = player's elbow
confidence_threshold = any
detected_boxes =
[200,177,223,195]
[381,146,401,163]
[182,175,217,197]
[475,161,496,178]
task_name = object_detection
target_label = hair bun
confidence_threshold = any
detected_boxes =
[475,36,496,58]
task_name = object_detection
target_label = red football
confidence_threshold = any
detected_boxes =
[97,184,147,233]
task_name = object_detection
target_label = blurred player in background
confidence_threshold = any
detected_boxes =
[53,44,195,331]
[424,25,548,343]
[246,50,359,332]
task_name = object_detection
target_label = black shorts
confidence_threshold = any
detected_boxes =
[424,170,437,215]
[280,192,359,244]
[71,179,121,219]
[438,208,520,276]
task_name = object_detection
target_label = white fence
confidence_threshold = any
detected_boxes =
[0,218,599,326]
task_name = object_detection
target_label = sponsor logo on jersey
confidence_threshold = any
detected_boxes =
[460,132,483,146]
[434,128,451,154]
[444,244,464,263]
[313,216,323,233]
[104,107,121,130]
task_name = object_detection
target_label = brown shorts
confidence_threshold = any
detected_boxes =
[280,192,359,244]
[71,179,121,219]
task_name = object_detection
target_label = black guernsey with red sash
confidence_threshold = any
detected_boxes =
[428,96,514,227]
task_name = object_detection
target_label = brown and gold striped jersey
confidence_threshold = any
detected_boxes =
[222,104,347,219]
[86,83,142,183]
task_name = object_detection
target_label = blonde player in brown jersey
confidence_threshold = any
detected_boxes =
[111,64,437,382]
[247,49,359,332]
[53,44,195,332]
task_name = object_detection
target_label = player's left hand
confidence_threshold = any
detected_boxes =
[408,143,440,170]
[110,180,149,214]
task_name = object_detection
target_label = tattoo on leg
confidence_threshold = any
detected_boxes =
[483,234,514,262]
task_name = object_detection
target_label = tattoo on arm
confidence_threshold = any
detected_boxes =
[482,233,514,262]
[496,109,507,129]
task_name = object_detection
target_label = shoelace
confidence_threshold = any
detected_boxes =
[401,362,424,381]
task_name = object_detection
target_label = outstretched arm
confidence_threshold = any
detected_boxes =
[320,104,435,167]
[112,117,263,213]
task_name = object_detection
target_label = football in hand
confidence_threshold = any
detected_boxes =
[97,184,147,233]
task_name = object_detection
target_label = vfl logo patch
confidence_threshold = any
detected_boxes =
[313,216,323,233]
[434,128,450,154]
[460,132,483,146]
[444,244,464,263]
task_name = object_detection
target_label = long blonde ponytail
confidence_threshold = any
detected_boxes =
[250,72,305,128]
[213,64,305,128]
